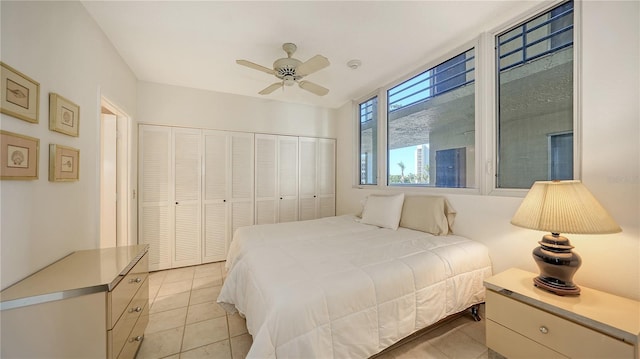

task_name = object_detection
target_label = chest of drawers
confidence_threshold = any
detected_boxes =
[0,245,149,358]
[484,268,640,359]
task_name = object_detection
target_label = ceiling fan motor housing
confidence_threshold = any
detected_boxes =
[274,58,302,82]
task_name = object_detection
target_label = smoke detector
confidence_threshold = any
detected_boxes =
[347,59,362,70]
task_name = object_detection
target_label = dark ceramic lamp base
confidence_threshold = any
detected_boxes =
[532,233,582,296]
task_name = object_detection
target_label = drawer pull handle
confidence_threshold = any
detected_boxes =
[539,326,549,334]
[129,335,143,342]
[129,277,142,284]
[129,306,143,313]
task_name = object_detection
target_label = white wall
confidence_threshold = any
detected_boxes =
[137,81,337,138]
[336,1,640,300]
[0,2,138,290]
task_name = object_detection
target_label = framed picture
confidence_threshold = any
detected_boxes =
[49,93,80,137]
[0,62,40,123]
[49,144,79,182]
[1,130,39,180]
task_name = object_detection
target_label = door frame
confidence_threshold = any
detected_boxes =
[100,97,133,247]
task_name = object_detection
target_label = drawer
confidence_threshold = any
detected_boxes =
[110,277,149,358]
[118,305,150,359]
[486,291,634,358]
[109,253,149,328]
[487,319,567,358]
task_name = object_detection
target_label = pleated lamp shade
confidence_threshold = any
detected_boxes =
[511,180,621,234]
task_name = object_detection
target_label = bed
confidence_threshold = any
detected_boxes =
[217,194,493,358]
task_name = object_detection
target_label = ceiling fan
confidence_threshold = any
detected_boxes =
[236,43,330,96]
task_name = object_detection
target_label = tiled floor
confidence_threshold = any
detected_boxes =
[138,262,488,359]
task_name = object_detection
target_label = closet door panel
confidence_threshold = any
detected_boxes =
[318,139,336,217]
[140,206,171,271]
[298,137,317,197]
[139,125,172,271]
[174,204,201,266]
[319,196,336,219]
[202,130,228,263]
[299,197,316,221]
[255,135,277,199]
[172,129,202,267]
[203,202,226,263]
[204,131,227,201]
[255,134,277,225]
[231,133,254,200]
[256,200,276,225]
[279,198,298,223]
[318,139,336,196]
[230,200,253,252]
[174,129,202,202]
[278,136,298,198]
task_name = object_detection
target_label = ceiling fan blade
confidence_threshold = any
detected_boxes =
[298,80,329,96]
[236,59,275,75]
[259,82,284,95]
[296,55,330,76]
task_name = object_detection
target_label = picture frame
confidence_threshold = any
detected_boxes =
[49,93,80,137]
[0,130,39,180]
[0,62,40,124]
[49,144,79,182]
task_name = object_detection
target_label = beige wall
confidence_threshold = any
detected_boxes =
[0,2,138,290]
[137,81,337,138]
[336,1,640,300]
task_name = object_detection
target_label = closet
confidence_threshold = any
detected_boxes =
[202,130,254,263]
[139,124,334,271]
[254,134,299,225]
[299,137,336,220]
[139,126,202,271]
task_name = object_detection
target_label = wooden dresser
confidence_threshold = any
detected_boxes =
[0,244,149,358]
[484,268,640,359]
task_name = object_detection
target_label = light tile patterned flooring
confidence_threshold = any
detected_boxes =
[139,262,489,359]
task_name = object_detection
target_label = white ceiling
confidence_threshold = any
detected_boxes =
[82,1,541,109]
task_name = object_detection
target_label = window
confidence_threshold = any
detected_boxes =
[359,97,378,185]
[496,1,574,189]
[387,48,475,187]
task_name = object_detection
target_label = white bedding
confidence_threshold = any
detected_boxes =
[217,215,492,358]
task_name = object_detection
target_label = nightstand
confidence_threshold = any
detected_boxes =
[484,268,640,359]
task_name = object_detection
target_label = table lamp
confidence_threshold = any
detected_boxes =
[511,180,621,296]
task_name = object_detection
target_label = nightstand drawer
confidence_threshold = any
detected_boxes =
[486,291,634,358]
[486,319,567,358]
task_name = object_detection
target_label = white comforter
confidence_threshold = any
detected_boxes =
[217,215,492,359]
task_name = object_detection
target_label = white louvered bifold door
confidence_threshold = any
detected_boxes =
[318,138,336,218]
[277,136,299,223]
[228,133,254,251]
[202,130,228,263]
[172,128,202,268]
[298,137,318,221]
[139,125,172,271]
[255,134,277,224]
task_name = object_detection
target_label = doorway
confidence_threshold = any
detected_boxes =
[100,98,131,248]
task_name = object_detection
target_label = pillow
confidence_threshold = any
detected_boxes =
[360,193,405,230]
[399,195,456,235]
[355,197,367,218]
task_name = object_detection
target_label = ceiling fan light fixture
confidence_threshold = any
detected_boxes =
[283,76,295,86]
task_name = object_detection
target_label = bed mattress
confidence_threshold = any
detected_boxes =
[218,215,492,358]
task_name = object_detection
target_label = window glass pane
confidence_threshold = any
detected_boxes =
[497,1,574,189]
[387,48,475,187]
[359,97,377,185]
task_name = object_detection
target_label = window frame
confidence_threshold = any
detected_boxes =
[488,0,581,196]
[352,0,581,198]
